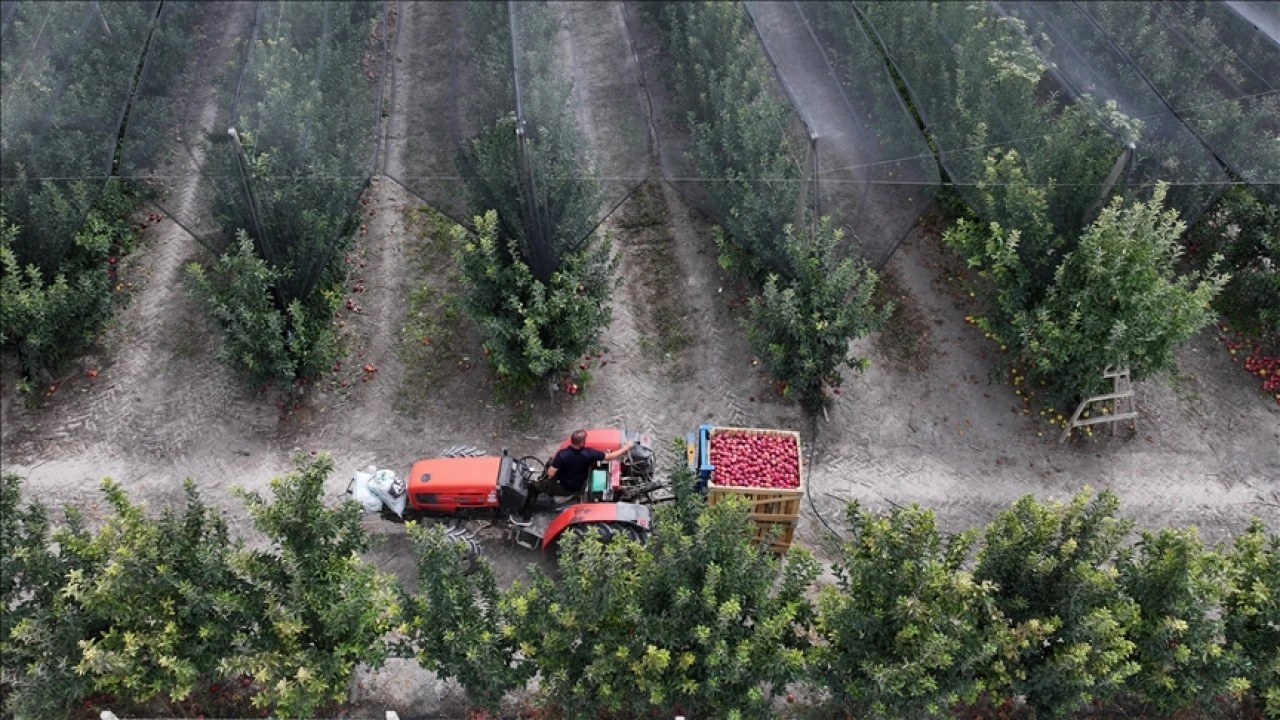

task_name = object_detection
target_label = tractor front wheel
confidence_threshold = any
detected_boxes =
[548,522,646,561]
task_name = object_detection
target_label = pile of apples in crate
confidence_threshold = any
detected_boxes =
[710,431,801,489]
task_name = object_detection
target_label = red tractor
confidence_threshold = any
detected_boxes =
[348,428,668,554]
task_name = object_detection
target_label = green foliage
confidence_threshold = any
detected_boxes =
[1,187,138,382]
[945,149,1060,315]
[6,467,1280,719]
[742,218,890,414]
[949,182,1225,408]
[458,112,605,284]
[229,453,399,718]
[658,1,803,276]
[193,2,375,388]
[1117,527,1246,714]
[3,477,252,716]
[74,480,251,704]
[206,1,379,309]
[0,173,96,279]
[0,0,158,276]
[2,504,101,719]
[1016,186,1226,406]
[1079,1,1280,193]
[975,488,1140,718]
[0,474,70,680]
[186,231,341,388]
[507,466,819,719]
[658,4,893,410]
[812,502,1018,718]
[453,211,616,389]
[1186,187,1280,347]
[857,1,1127,237]
[400,523,531,711]
[1224,520,1280,715]
[456,2,604,283]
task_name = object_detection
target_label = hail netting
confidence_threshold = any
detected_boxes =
[384,1,647,284]
[1073,1,1280,204]
[122,1,390,310]
[632,2,811,278]
[994,0,1232,226]
[746,1,940,271]
[1,0,158,277]
[118,1,254,255]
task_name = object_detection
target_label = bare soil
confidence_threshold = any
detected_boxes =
[2,1,1277,717]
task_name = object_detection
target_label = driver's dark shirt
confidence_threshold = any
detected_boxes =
[549,446,606,492]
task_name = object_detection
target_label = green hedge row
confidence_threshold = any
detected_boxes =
[3,463,1275,719]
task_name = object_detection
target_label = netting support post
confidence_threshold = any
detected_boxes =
[227,127,269,255]
[1085,142,1135,225]
[795,132,819,241]
[514,120,549,281]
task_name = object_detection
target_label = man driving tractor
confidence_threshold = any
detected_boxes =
[520,429,636,519]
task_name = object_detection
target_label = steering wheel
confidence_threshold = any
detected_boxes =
[519,456,548,483]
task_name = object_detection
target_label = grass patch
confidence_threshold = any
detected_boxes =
[619,181,693,366]
[872,263,933,374]
[394,207,469,418]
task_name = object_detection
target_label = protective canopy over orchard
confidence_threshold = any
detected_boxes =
[1,0,160,276]
[115,0,390,309]
[853,0,1277,235]
[627,1,937,275]
[1067,1,1280,204]
[747,1,940,271]
[3,0,1277,290]
[383,0,648,283]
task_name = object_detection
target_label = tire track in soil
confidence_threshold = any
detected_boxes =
[531,1,653,449]
[363,0,505,456]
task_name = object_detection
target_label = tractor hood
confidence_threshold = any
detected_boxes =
[406,456,507,511]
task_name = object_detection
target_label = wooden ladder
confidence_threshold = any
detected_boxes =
[1060,366,1138,442]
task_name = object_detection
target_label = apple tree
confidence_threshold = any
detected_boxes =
[509,467,819,719]
[1118,527,1246,713]
[1,476,251,717]
[1224,519,1280,716]
[742,218,890,414]
[1185,186,1280,347]
[974,488,1140,718]
[1,474,101,718]
[399,522,532,711]
[453,210,616,390]
[1015,185,1226,407]
[186,230,341,389]
[70,479,254,706]
[811,501,1024,718]
[229,453,400,718]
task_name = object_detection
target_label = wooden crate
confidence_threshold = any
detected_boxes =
[704,426,803,553]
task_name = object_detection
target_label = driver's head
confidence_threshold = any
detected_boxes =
[570,429,588,448]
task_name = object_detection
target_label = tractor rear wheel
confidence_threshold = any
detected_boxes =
[442,523,482,574]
